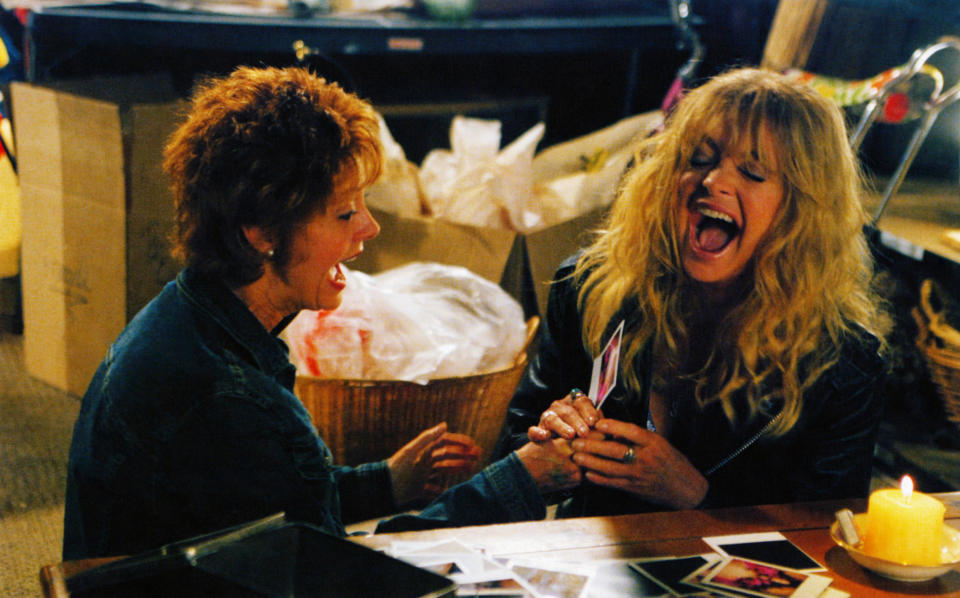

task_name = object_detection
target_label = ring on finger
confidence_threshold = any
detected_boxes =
[620,446,637,464]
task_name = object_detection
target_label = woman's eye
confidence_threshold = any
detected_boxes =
[338,210,358,221]
[739,165,766,183]
[690,152,716,168]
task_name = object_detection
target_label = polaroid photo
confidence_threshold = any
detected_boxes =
[680,558,756,597]
[588,320,624,409]
[457,591,530,598]
[455,571,537,597]
[699,557,831,598]
[702,533,824,572]
[390,539,478,556]
[508,560,594,598]
[630,554,721,596]
[390,539,486,575]
[587,560,673,597]
[397,554,469,577]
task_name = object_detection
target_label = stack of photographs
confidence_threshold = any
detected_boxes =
[385,532,850,598]
[388,538,593,597]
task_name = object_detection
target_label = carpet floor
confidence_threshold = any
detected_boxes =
[0,331,79,597]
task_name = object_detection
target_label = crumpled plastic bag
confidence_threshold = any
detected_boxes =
[364,114,426,218]
[281,262,527,383]
[420,115,546,232]
[364,111,659,234]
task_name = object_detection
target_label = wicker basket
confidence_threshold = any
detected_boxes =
[914,279,960,428]
[294,316,538,469]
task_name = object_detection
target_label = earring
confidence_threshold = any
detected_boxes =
[266,249,275,258]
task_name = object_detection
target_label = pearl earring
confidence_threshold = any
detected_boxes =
[266,249,275,258]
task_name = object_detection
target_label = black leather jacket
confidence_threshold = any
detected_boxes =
[500,256,886,516]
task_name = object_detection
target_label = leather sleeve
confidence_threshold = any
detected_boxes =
[498,256,595,455]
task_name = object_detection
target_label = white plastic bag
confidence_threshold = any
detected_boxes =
[420,115,545,232]
[282,262,526,383]
[364,114,426,218]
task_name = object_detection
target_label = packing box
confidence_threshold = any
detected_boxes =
[12,76,185,396]
[351,111,660,318]
[350,206,606,321]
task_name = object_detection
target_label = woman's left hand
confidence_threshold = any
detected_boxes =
[570,418,708,509]
[387,422,482,507]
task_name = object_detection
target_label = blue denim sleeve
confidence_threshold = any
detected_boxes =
[332,461,398,523]
[374,453,546,533]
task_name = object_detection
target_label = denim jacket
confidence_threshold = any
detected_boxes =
[500,255,886,517]
[64,268,544,559]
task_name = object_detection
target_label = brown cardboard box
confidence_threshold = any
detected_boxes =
[12,76,185,396]
[350,205,607,320]
[352,110,659,318]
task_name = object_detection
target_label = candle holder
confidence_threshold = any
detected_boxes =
[830,513,960,582]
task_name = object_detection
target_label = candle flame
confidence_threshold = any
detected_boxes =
[900,475,914,501]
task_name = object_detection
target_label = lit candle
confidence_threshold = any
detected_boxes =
[862,475,945,565]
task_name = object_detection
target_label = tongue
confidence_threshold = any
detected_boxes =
[697,222,733,252]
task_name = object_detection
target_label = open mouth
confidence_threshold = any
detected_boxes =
[332,263,346,283]
[328,263,347,289]
[693,206,741,253]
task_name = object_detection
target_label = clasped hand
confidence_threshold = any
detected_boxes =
[526,391,708,509]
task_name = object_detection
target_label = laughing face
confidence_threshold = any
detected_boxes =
[280,185,380,313]
[676,123,784,297]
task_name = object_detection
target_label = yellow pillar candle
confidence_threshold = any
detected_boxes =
[863,476,945,565]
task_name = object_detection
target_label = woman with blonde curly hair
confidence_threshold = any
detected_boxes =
[500,67,890,516]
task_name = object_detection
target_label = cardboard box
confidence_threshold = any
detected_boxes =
[352,110,659,318]
[12,76,185,396]
[350,206,607,320]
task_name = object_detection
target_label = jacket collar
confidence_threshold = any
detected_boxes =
[175,267,294,384]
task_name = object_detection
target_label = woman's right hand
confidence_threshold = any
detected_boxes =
[527,389,601,442]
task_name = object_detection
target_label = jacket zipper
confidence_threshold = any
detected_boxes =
[704,411,783,477]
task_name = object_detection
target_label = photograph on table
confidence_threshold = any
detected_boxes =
[454,573,536,598]
[698,557,831,598]
[702,532,825,572]
[588,561,674,598]
[507,559,594,598]
[630,554,721,596]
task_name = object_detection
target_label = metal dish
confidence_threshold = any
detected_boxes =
[830,513,960,582]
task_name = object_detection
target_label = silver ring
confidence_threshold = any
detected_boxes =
[621,446,636,464]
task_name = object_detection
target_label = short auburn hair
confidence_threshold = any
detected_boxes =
[163,66,382,286]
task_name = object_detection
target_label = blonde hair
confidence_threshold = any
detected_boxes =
[576,67,889,434]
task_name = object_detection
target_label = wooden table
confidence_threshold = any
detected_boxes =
[355,493,960,597]
[41,492,960,597]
